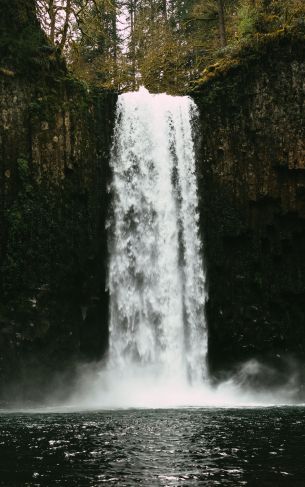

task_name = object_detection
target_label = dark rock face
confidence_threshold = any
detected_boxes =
[0,73,116,402]
[193,31,305,380]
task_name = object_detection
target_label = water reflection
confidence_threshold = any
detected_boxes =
[0,408,304,486]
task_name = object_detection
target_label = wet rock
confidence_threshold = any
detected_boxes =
[194,30,305,378]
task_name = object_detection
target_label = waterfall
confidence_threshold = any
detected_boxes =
[66,88,286,408]
[108,87,207,388]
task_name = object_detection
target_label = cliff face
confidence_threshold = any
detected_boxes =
[193,29,305,380]
[0,67,116,402]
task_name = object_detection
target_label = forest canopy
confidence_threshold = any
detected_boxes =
[34,0,305,93]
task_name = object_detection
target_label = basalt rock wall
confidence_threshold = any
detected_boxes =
[193,29,305,380]
[0,68,116,403]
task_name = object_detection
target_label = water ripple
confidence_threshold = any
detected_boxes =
[0,407,304,486]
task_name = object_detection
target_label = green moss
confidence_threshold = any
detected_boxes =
[0,67,15,77]
[192,25,305,91]
[29,94,60,121]
[17,158,30,179]
[238,5,260,38]
[3,159,92,299]
[0,0,68,82]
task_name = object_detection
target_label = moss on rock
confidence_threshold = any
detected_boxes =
[193,28,305,381]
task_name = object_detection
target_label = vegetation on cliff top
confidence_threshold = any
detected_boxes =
[1,1,304,94]
[193,22,305,91]
[0,0,67,80]
[34,0,305,94]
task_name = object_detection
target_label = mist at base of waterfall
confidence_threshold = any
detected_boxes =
[61,359,301,411]
[1,355,302,412]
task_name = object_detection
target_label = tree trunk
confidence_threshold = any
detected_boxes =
[130,0,136,90]
[48,0,56,44]
[261,0,272,11]
[216,0,227,48]
[162,0,167,21]
[112,2,118,88]
[59,0,72,51]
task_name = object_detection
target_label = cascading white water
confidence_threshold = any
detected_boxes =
[108,87,207,388]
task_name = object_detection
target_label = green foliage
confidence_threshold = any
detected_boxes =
[238,5,260,38]
[17,158,30,180]
[237,0,305,39]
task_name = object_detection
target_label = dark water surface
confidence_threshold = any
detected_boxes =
[0,407,305,486]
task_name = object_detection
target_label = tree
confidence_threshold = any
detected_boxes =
[68,0,119,89]
[32,0,305,93]
[35,0,76,51]
[216,0,227,47]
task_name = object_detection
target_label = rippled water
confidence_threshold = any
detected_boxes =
[0,407,304,486]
